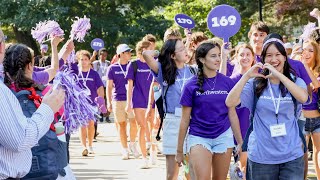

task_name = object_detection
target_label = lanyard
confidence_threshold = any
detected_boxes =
[79,69,91,85]
[268,80,281,122]
[176,66,187,92]
[118,62,127,77]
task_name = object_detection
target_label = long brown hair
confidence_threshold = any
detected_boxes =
[303,40,320,77]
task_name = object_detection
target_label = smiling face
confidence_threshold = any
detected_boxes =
[250,30,268,54]
[201,46,221,72]
[237,47,254,69]
[264,44,286,73]
[302,43,315,65]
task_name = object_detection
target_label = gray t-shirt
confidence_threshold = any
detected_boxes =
[92,60,110,87]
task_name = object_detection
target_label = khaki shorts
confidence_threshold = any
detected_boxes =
[112,101,134,122]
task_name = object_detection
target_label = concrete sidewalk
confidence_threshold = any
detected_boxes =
[69,122,317,180]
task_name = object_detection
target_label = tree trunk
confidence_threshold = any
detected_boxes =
[12,25,40,55]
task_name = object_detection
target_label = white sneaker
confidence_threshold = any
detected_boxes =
[156,143,162,154]
[88,147,95,154]
[121,148,129,160]
[140,158,150,169]
[129,142,140,159]
[149,150,157,165]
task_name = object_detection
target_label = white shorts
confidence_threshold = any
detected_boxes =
[162,113,187,155]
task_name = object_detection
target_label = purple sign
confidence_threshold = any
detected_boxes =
[207,5,241,42]
[90,38,104,51]
[174,14,195,29]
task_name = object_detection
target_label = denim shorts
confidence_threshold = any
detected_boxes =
[246,156,304,180]
[187,128,234,154]
[305,117,320,134]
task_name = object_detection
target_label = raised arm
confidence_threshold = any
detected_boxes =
[142,50,159,74]
[0,86,64,152]
[44,37,63,81]
[226,63,264,107]
[264,63,308,103]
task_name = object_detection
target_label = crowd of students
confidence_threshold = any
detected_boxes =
[1,17,320,180]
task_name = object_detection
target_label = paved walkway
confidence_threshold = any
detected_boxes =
[69,122,318,180]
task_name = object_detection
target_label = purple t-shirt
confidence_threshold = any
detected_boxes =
[230,73,250,140]
[126,60,153,108]
[32,67,49,85]
[107,63,128,101]
[226,61,235,77]
[303,77,320,110]
[78,69,103,105]
[180,73,233,139]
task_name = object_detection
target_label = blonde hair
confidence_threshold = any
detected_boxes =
[76,50,91,61]
[234,43,254,63]
[135,40,151,56]
[304,40,320,77]
[163,27,182,42]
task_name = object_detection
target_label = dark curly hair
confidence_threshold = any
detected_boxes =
[195,42,221,93]
[3,44,35,89]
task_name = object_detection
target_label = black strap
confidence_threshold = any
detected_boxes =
[132,60,138,78]
[156,84,171,141]
[242,80,257,151]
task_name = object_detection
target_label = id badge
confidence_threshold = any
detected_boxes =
[270,123,287,137]
[125,84,128,90]
[175,107,182,117]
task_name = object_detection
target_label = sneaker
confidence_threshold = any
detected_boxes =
[105,117,111,123]
[156,143,162,154]
[129,143,140,159]
[121,148,129,160]
[146,142,151,155]
[140,158,150,169]
[82,148,88,156]
[149,150,157,165]
[89,147,95,154]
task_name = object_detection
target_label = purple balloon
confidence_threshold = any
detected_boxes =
[174,14,195,29]
[91,38,104,51]
[207,5,241,42]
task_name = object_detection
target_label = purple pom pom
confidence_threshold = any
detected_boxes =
[31,20,64,43]
[70,16,91,42]
[95,96,107,114]
[53,67,99,133]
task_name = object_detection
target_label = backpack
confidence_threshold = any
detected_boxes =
[11,88,68,180]
[242,80,307,153]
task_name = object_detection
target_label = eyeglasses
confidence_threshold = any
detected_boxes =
[175,47,186,53]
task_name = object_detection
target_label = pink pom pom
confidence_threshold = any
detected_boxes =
[70,16,91,42]
[31,20,64,43]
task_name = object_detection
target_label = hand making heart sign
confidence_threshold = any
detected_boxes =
[245,62,283,79]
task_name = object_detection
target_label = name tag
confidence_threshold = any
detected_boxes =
[175,107,182,117]
[270,123,287,137]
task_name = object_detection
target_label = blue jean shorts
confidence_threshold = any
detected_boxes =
[187,128,234,154]
[305,117,320,135]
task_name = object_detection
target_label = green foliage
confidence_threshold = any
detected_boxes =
[0,0,317,56]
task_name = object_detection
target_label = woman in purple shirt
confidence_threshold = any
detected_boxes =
[126,40,153,168]
[176,42,243,180]
[229,43,255,176]
[300,40,320,179]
